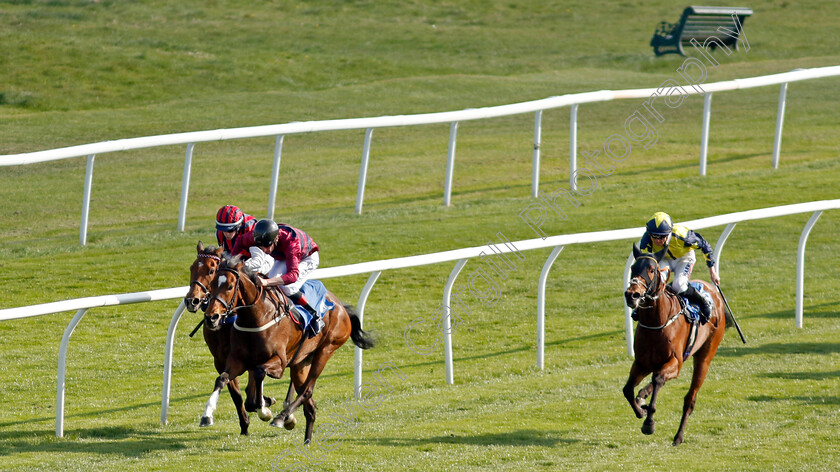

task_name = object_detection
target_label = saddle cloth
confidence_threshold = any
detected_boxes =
[290,279,335,333]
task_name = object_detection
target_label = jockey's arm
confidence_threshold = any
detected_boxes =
[256,275,285,288]
[709,265,720,286]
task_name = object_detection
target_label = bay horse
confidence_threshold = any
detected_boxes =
[185,241,280,434]
[202,254,376,442]
[623,244,726,446]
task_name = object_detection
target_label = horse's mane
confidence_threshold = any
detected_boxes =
[200,244,220,254]
[220,254,260,284]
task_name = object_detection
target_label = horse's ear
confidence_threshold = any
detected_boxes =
[653,246,668,262]
[214,245,224,256]
[632,243,642,259]
[197,240,204,253]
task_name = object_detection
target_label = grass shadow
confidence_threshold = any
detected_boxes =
[0,426,189,458]
[0,392,210,429]
[363,429,579,447]
[611,152,768,177]
[758,370,840,381]
[718,342,840,358]
[747,395,840,406]
[750,300,840,320]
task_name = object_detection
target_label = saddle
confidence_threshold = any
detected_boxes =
[260,278,334,337]
[263,285,304,328]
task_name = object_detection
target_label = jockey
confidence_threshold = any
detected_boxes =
[638,212,720,322]
[237,219,324,335]
[215,205,257,256]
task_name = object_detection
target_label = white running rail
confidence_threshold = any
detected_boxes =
[0,200,836,437]
[2,66,838,244]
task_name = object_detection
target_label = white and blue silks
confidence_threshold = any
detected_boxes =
[293,280,335,331]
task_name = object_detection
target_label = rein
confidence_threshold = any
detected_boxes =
[209,267,286,332]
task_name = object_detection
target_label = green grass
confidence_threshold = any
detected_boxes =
[1,1,839,471]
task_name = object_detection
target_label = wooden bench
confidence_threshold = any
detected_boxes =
[650,6,753,56]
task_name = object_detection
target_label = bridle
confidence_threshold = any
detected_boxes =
[189,253,221,310]
[206,267,245,322]
[629,255,662,306]
[206,266,286,332]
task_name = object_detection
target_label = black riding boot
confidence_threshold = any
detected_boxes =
[682,285,712,323]
[288,291,323,335]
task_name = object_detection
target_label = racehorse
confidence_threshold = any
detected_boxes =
[623,244,726,446]
[185,241,279,434]
[202,254,376,442]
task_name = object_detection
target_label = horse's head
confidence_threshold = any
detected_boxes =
[625,243,668,310]
[203,255,248,331]
[185,241,224,313]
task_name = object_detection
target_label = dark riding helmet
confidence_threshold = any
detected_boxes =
[645,212,673,237]
[253,219,279,247]
[216,205,244,232]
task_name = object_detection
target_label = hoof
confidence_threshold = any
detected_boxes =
[642,419,655,435]
[257,407,273,422]
[199,416,214,427]
[672,435,684,446]
[283,414,297,430]
[264,396,276,407]
[269,411,289,428]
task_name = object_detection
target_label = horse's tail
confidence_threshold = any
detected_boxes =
[344,305,376,350]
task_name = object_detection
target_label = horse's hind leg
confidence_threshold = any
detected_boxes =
[623,361,650,419]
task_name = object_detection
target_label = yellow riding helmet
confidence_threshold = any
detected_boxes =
[645,212,673,236]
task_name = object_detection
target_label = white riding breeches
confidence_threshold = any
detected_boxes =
[659,250,696,294]
[245,248,320,296]
[277,251,319,296]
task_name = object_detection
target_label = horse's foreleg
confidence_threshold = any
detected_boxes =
[302,392,317,445]
[636,382,655,404]
[226,376,250,435]
[201,372,232,427]
[623,362,650,419]
[280,379,298,430]
[673,330,724,446]
[271,363,309,430]
[250,366,274,422]
[641,373,665,435]
[273,347,334,429]
[643,358,681,436]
